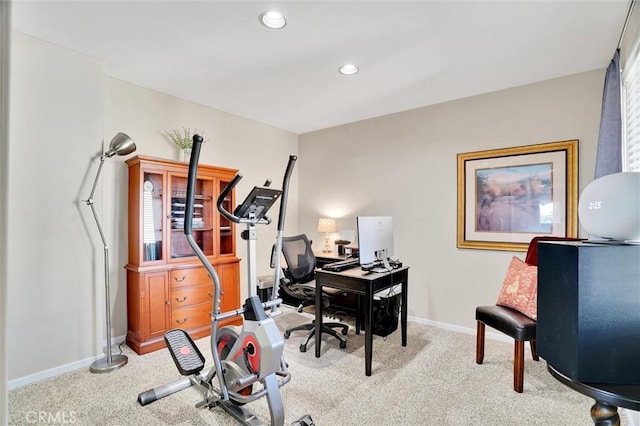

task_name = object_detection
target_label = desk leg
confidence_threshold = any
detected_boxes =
[365,286,373,376]
[356,295,361,335]
[401,279,408,346]
[315,282,323,358]
[590,401,620,426]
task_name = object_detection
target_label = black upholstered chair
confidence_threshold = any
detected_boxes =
[279,234,348,352]
[475,236,581,393]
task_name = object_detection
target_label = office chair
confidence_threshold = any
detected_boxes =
[475,236,581,392]
[279,234,348,352]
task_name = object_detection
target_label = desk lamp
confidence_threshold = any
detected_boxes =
[85,132,136,373]
[317,218,336,253]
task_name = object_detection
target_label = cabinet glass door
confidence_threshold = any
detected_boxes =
[219,179,234,256]
[143,172,164,262]
[169,173,214,259]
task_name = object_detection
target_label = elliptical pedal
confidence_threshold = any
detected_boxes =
[165,329,205,376]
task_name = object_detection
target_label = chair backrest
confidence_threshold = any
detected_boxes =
[524,236,583,266]
[281,234,316,284]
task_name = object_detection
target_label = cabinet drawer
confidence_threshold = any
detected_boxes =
[171,304,211,329]
[170,267,211,288]
[171,284,214,308]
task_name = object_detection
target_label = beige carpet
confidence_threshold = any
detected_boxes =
[8,308,611,425]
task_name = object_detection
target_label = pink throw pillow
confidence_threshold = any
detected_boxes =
[496,256,538,320]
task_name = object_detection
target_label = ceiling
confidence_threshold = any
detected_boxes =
[11,1,631,135]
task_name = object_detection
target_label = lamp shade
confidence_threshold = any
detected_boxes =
[317,218,336,233]
[104,132,136,158]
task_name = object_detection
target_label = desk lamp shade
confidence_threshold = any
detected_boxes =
[318,218,336,253]
[86,132,137,373]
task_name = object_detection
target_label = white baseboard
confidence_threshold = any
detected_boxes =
[7,335,127,390]
[8,355,100,391]
[408,315,512,344]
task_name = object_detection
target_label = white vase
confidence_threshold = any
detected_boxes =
[182,148,192,162]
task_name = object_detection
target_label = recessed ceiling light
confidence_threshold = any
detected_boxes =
[339,64,359,75]
[259,11,286,29]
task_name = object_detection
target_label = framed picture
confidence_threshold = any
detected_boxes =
[457,140,578,251]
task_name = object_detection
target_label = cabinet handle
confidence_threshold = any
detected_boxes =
[175,296,187,303]
[174,276,186,283]
[176,317,188,324]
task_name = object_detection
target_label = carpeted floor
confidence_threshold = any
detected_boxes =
[8,308,611,425]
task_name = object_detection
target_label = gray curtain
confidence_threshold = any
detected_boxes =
[594,49,622,178]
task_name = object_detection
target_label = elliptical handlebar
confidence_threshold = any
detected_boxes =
[183,133,223,318]
[270,155,297,310]
[277,155,297,232]
[184,134,204,236]
[217,155,297,226]
[216,172,245,224]
[216,173,276,226]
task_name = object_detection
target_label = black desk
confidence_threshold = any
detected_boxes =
[314,252,348,268]
[314,253,360,314]
[548,364,640,425]
[314,266,409,376]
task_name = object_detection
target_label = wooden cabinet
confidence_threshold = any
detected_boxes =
[125,156,242,355]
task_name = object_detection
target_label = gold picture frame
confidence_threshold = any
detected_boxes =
[457,140,579,251]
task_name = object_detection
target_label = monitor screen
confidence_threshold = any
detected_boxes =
[357,216,394,266]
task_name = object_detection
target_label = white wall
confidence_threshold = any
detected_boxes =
[8,32,106,380]
[299,69,603,330]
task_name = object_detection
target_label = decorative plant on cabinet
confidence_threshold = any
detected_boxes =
[163,127,207,162]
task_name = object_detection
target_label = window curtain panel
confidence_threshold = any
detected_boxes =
[594,49,622,178]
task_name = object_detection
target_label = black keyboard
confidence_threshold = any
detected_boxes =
[321,258,360,272]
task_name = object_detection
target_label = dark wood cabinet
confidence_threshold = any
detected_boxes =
[125,156,241,354]
[538,241,640,384]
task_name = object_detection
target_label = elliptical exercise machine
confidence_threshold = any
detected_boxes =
[138,135,309,426]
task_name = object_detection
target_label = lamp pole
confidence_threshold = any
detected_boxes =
[85,133,135,373]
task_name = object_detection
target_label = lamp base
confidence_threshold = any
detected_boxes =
[90,354,128,374]
[323,236,331,253]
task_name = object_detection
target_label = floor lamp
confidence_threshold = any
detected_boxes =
[85,132,136,373]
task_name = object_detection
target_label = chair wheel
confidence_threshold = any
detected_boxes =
[340,341,347,349]
[284,331,290,339]
[299,344,307,353]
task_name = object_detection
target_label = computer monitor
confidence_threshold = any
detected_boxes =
[357,216,394,270]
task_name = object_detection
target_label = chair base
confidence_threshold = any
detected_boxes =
[284,321,348,352]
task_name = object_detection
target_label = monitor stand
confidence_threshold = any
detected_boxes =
[370,257,393,273]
